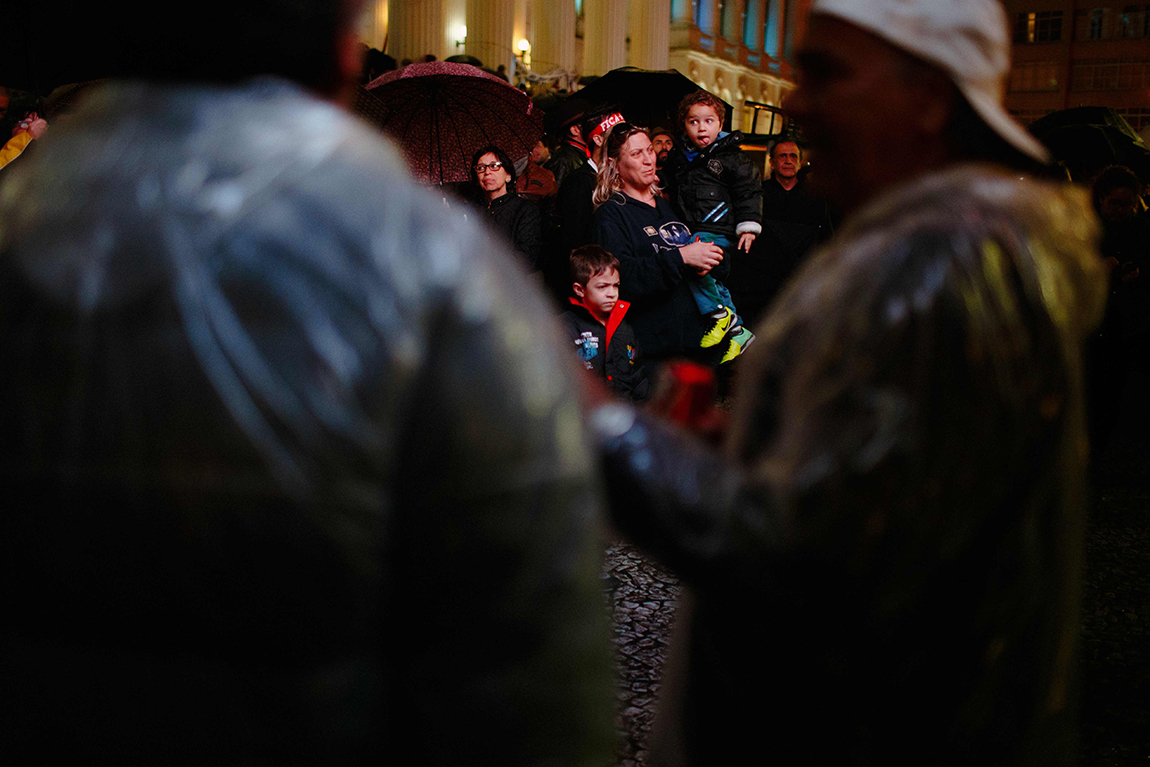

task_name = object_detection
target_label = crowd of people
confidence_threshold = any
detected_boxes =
[447,88,837,392]
[0,0,1144,765]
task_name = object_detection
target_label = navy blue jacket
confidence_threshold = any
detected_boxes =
[560,299,649,402]
[594,192,727,359]
[665,131,762,242]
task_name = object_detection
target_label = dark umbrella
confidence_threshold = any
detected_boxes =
[366,61,543,185]
[445,54,484,67]
[572,67,734,131]
[1030,107,1150,183]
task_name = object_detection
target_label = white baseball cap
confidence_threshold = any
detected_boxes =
[812,0,1051,163]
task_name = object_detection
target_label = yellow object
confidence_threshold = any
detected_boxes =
[0,132,34,171]
[700,306,735,348]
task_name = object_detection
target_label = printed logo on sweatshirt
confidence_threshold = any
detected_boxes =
[658,221,694,248]
[644,226,657,236]
[626,345,636,364]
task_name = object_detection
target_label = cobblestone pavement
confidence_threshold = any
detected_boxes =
[603,542,681,767]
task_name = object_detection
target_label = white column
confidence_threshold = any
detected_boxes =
[467,0,516,73]
[388,0,445,61]
[584,0,627,75]
[531,0,577,72]
[630,0,671,70]
[443,0,467,58]
[358,0,389,50]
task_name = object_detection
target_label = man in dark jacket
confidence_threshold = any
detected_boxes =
[544,108,621,303]
[0,2,616,764]
[560,245,649,402]
[544,99,591,188]
[589,0,1106,765]
[730,139,835,327]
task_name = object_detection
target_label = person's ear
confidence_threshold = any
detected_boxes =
[573,282,586,300]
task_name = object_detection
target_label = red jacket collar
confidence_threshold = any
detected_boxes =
[569,297,630,350]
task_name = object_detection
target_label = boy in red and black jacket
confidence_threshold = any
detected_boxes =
[560,245,649,402]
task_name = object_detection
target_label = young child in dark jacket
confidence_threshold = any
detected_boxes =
[560,245,649,402]
[667,90,763,362]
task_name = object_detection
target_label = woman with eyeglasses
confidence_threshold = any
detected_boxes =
[469,145,542,272]
[592,124,727,361]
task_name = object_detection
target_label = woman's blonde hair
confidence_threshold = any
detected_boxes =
[592,123,660,209]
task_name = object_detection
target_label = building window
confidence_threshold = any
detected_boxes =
[744,0,761,49]
[1009,61,1062,92]
[697,0,716,34]
[763,1,779,57]
[1120,5,1150,37]
[1015,10,1063,42]
[1072,7,1150,39]
[1071,59,1150,90]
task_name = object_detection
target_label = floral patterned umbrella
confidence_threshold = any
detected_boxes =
[365,61,543,185]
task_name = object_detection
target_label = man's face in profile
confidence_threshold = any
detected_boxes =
[785,14,936,209]
[771,141,801,180]
[651,133,673,166]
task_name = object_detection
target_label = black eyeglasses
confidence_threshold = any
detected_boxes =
[475,161,504,173]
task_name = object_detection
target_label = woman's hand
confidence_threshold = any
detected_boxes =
[679,239,724,272]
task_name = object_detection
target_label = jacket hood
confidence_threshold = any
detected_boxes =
[0,78,371,311]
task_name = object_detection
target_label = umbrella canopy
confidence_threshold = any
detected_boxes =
[572,67,734,132]
[365,61,543,185]
[1030,107,1150,183]
[445,54,484,67]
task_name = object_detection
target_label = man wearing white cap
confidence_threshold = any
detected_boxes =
[589,1,1108,764]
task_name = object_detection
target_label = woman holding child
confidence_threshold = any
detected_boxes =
[592,124,729,361]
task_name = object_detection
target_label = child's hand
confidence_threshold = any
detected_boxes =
[737,232,756,252]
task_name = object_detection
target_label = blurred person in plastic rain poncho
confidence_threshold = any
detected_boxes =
[585,0,1108,765]
[0,1,615,764]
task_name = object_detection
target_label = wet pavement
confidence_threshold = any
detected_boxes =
[600,368,1149,767]
[604,543,680,767]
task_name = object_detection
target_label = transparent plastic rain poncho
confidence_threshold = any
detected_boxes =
[0,79,614,764]
[596,166,1108,766]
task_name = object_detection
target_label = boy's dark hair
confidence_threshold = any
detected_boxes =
[570,245,620,287]
[469,144,517,188]
[676,90,726,131]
